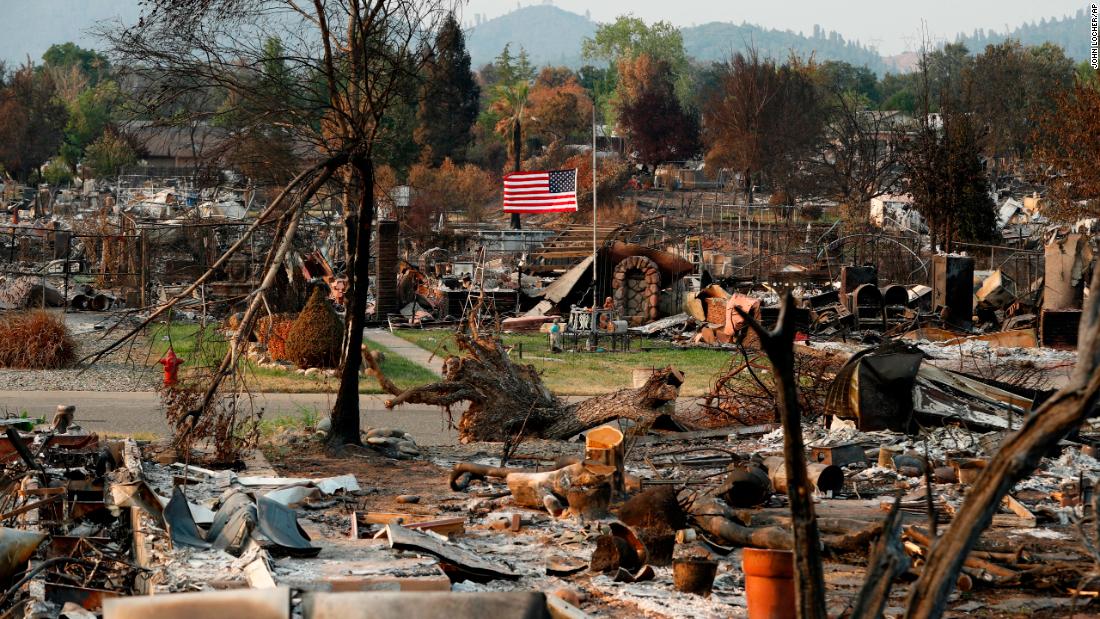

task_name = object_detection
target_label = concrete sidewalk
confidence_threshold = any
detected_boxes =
[363,328,443,376]
[0,391,462,445]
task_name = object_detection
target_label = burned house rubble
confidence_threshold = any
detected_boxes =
[0,167,1099,618]
[5,0,1100,612]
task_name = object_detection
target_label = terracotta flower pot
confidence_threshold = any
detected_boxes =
[742,548,796,619]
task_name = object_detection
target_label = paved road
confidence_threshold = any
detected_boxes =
[0,391,464,445]
[0,327,699,445]
[0,390,698,446]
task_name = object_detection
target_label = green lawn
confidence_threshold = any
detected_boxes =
[148,322,437,393]
[394,328,735,396]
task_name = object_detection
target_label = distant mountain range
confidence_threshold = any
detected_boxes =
[465,5,596,70]
[0,2,1091,75]
[955,8,1092,59]
[466,5,1094,74]
[681,21,888,73]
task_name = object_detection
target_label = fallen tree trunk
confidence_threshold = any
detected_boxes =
[385,332,683,441]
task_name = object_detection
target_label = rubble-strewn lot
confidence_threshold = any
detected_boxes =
[4,384,1100,619]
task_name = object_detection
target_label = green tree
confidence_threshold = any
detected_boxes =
[492,44,535,87]
[879,71,920,112]
[1075,60,1100,90]
[42,42,110,86]
[0,64,68,181]
[815,60,880,104]
[515,48,535,85]
[42,156,73,186]
[260,37,291,96]
[582,15,690,109]
[61,80,121,166]
[415,13,480,165]
[84,128,137,178]
[577,64,617,123]
[490,80,530,229]
[493,45,515,83]
[582,15,686,70]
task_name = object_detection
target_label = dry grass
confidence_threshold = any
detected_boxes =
[0,310,76,369]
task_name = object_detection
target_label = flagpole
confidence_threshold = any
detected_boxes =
[591,101,598,309]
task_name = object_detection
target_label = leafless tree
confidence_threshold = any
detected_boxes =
[807,91,903,221]
[702,49,823,204]
[98,0,450,449]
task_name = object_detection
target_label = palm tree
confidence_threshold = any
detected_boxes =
[491,81,529,229]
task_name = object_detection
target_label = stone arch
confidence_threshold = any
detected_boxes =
[611,255,661,325]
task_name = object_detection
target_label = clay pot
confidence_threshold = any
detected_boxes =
[672,558,718,595]
[742,548,796,619]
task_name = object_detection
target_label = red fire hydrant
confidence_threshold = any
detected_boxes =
[158,348,185,388]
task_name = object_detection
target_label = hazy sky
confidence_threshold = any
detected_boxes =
[460,0,1085,55]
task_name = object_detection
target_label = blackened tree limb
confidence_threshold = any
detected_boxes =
[905,266,1100,619]
[849,496,909,619]
[736,292,827,619]
[80,155,347,366]
[178,163,338,432]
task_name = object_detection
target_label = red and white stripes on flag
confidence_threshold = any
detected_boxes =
[502,169,578,213]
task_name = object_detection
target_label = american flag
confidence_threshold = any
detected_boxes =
[502,169,578,213]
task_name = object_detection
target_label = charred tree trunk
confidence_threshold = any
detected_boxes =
[904,267,1100,618]
[383,333,681,441]
[544,371,682,439]
[738,294,827,619]
[849,497,909,619]
[330,155,374,449]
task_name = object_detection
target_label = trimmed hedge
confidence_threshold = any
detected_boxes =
[284,288,343,368]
